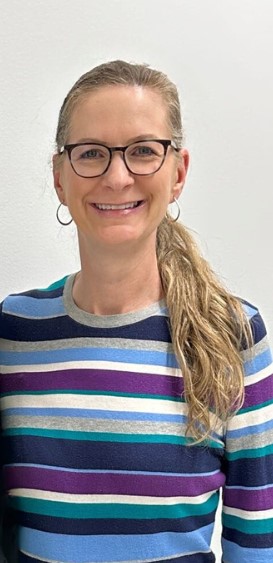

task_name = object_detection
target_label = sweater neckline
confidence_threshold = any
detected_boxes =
[63,273,167,328]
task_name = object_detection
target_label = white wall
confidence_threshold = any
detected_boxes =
[1,1,273,560]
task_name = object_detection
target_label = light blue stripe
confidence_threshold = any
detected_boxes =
[225,483,273,491]
[9,463,220,478]
[244,348,272,376]
[242,302,258,320]
[3,407,185,423]
[3,295,65,318]
[0,347,178,368]
[222,537,273,563]
[20,524,214,562]
[3,408,221,442]
[226,417,273,439]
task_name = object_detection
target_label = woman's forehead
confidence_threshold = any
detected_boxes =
[68,85,170,141]
[72,85,166,115]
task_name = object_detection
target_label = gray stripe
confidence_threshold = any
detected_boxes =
[63,274,168,328]
[0,336,173,354]
[4,415,187,436]
[226,427,273,452]
[241,335,269,362]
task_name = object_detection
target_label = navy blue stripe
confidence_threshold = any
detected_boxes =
[224,455,273,487]
[223,526,273,548]
[238,303,266,350]
[3,437,222,473]
[3,286,65,302]
[249,311,267,345]
[14,509,216,535]
[154,554,215,563]
[0,314,172,342]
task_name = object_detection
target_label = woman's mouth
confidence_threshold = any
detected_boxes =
[93,200,143,211]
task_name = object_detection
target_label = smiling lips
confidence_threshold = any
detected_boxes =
[94,201,142,211]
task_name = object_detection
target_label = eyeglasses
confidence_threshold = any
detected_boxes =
[59,139,179,178]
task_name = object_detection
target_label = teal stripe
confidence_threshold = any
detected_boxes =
[3,427,222,448]
[223,513,273,534]
[239,398,273,414]
[0,427,190,446]
[225,442,273,461]
[40,276,68,292]
[10,494,218,519]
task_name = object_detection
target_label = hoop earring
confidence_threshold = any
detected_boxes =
[168,197,181,222]
[56,203,73,226]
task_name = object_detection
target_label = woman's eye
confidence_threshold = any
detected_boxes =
[80,149,100,159]
[132,146,154,157]
[72,145,109,160]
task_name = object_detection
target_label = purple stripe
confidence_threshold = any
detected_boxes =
[1,369,183,397]
[243,373,273,408]
[4,466,224,497]
[224,485,273,510]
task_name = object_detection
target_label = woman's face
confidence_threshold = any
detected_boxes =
[53,85,189,254]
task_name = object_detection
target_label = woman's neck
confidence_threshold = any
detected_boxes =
[72,239,163,316]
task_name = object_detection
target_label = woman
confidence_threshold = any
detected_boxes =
[0,60,272,563]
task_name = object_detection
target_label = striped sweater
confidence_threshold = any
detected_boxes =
[0,273,273,563]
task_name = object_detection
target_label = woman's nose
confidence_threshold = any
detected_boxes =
[102,152,134,190]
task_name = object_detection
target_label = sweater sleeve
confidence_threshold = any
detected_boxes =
[0,418,7,562]
[222,304,273,562]
[0,302,11,562]
[0,301,5,559]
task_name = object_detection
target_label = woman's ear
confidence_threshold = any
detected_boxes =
[172,148,190,201]
[52,154,65,203]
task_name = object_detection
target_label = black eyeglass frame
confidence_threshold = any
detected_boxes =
[59,139,179,178]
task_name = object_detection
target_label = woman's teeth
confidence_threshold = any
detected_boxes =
[95,202,139,210]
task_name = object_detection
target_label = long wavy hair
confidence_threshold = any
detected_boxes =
[54,60,252,442]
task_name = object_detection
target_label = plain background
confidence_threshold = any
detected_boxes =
[1,1,273,560]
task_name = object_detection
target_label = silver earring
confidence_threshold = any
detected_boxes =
[168,197,181,222]
[56,203,73,226]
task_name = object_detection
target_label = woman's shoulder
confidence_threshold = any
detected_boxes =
[237,297,272,381]
[0,274,70,320]
[239,297,268,347]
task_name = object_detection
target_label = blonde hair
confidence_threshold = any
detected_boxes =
[55,60,252,442]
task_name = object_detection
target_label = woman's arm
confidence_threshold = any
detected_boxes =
[222,304,273,562]
[0,420,8,563]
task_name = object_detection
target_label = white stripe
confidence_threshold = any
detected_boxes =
[223,504,273,520]
[227,402,273,431]
[1,393,185,415]
[1,396,223,433]
[9,488,214,505]
[244,361,273,386]
[0,360,181,377]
